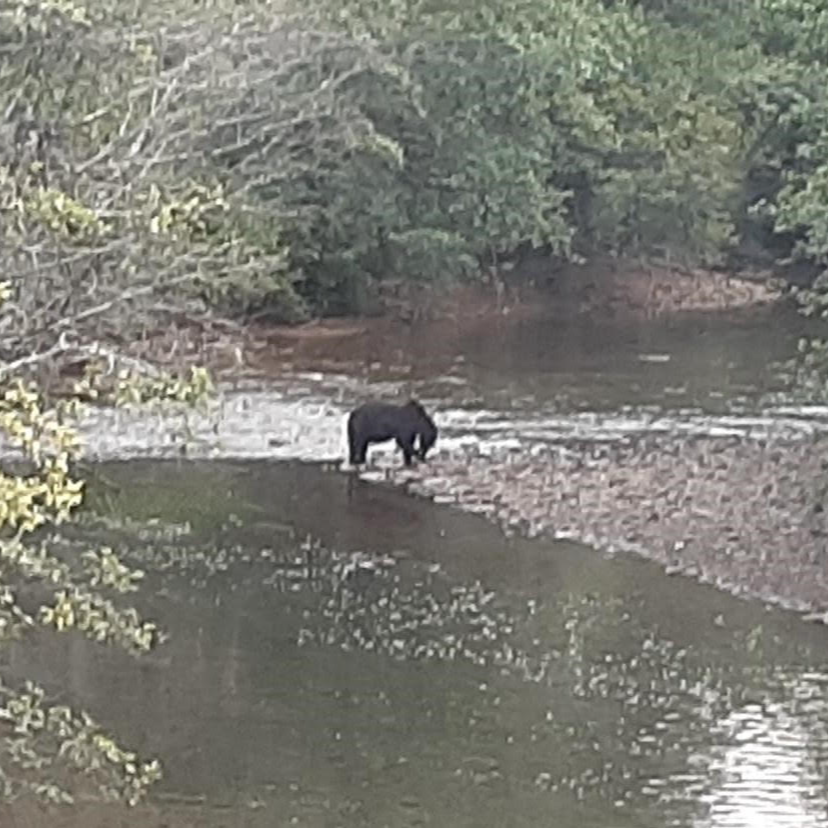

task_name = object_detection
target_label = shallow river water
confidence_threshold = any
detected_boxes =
[8,303,828,827]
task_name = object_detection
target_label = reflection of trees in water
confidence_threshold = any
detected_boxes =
[295,545,522,668]
[270,544,828,828]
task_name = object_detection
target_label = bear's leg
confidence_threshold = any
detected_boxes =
[352,438,369,465]
[396,434,416,467]
[347,416,368,465]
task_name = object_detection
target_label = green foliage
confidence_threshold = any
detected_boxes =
[0,375,163,802]
[112,365,213,408]
[0,269,215,803]
[0,0,314,332]
[774,328,828,401]
[297,0,770,280]
[773,162,828,263]
[5,0,828,315]
[750,0,828,63]
[0,381,84,532]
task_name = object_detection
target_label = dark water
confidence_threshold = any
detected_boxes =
[258,303,810,412]
[9,303,828,827]
[10,460,828,828]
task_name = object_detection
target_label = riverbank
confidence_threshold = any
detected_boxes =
[73,375,828,627]
[107,258,784,386]
[62,263,828,625]
[546,258,782,318]
[389,432,828,621]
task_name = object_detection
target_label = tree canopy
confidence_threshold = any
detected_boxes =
[2,0,828,329]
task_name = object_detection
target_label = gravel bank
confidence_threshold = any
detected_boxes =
[377,433,828,620]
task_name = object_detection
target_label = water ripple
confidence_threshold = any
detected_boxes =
[76,381,828,463]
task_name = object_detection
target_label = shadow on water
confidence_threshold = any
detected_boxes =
[8,459,828,827]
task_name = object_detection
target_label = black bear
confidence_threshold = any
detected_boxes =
[347,399,438,467]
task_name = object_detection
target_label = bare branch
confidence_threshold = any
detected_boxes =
[0,0,399,372]
[0,336,73,380]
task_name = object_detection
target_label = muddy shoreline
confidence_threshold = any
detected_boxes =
[110,261,784,386]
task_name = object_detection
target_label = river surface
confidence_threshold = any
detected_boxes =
[8,304,828,827]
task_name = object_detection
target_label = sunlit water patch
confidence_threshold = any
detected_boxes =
[690,684,828,828]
